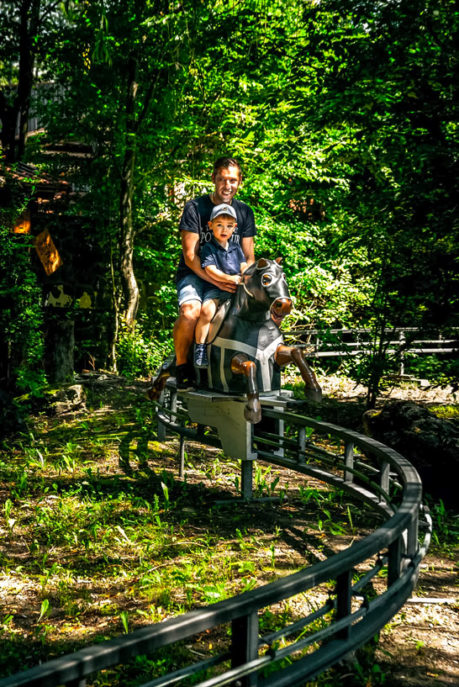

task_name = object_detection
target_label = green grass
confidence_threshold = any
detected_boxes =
[0,382,456,686]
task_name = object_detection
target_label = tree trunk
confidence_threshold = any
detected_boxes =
[0,93,18,162]
[108,243,120,372]
[44,315,75,384]
[17,0,41,160]
[0,0,41,161]
[119,53,139,327]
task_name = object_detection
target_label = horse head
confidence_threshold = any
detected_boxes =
[237,257,292,326]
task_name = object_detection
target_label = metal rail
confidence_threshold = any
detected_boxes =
[0,393,432,687]
[284,327,459,374]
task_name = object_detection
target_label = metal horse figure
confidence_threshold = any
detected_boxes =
[149,258,322,423]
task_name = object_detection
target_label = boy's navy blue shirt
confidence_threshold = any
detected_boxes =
[176,194,256,283]
[200,237,245,276]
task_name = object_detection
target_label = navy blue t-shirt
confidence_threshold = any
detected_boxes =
[175,194,256,283]
[201,237,246,276]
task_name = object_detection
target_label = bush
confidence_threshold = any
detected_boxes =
[116,320,172,379]
[0,174,46,394]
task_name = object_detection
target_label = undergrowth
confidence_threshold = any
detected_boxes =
[0,381,456,686]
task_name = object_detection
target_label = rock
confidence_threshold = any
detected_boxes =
[363,401,459,510]
[46,384,86,415]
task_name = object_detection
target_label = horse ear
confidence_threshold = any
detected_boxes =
[256,258,269,269]
[275,257,283,264]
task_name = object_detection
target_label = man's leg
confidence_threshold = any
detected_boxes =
[173,300,201,366]
[174,275,206,390]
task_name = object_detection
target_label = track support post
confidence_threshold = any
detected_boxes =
[240,459,253,500]
[231,612,259,687]
[335,569,352,640]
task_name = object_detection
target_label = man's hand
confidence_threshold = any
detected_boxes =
[208,275,238,292]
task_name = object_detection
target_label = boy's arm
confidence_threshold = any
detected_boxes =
[240,261,248,274]
[205,264,241,285]
[182,232,235,292]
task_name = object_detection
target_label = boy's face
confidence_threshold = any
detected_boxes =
[211,165,241,204]
[209,214,237,243]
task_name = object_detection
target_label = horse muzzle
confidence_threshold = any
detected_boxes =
[271,297,292,324]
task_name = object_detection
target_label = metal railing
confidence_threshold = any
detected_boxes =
[0,397,431,687]
[284,327,459,372]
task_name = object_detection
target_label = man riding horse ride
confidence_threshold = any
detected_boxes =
[149,257,322,423]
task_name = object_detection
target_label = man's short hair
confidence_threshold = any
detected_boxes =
[213,156,242,178]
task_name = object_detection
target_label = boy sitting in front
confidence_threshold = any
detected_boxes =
[194,204,247,368]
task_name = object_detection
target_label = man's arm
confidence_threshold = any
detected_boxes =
[241,236,255,265]
[205,264,241,285]
[181,231,236,292]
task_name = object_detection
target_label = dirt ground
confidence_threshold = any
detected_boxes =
[2,372,456,686]
[131,372,459,686]
[110,372,459,686]
[320,374,457,407]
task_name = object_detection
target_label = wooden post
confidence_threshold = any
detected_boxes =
[388,537,402,587]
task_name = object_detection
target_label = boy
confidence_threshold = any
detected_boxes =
[194,203,247,368]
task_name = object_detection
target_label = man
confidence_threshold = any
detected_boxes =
[174,157,256,390]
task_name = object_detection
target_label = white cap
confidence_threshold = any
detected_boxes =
[210,203,237,221]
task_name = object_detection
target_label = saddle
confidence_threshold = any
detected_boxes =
[207,297,233,343]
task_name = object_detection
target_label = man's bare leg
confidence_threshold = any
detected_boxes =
[173,300,201,365]
[148,300,200,398]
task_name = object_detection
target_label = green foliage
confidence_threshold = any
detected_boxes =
[1,0,457,395]
[0,172,46,394]
[116,319,172,379]
[404,354,459,386]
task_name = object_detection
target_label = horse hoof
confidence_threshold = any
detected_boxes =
[147,386,160,401]
[244,405,262,424]
[305,387,322,403]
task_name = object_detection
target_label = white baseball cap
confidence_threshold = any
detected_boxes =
[210,203,237,221]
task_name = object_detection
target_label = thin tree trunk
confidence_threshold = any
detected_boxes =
[17,1,40,159]
[0,0,41,161]
[108,242,120,372]
[119,53,139,327]
[0,92,18,162]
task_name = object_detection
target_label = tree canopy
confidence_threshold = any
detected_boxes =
[1,0,457,401]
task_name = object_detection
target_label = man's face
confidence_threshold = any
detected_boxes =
[209,215,237,243]
[212,165,241,204]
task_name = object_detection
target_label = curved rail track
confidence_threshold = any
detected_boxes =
[0,385,432,687]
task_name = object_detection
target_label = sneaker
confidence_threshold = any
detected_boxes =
[194,343,208,368]
[176,363,195,391]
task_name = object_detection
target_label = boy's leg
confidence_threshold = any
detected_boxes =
[194,299,218,368]
[195,299,218,344]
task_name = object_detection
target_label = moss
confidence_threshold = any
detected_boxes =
[429,404,459,420]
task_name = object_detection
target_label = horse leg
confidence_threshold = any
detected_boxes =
[230,353,262,424]
[275,345,322,402]
[147,356,176,401]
